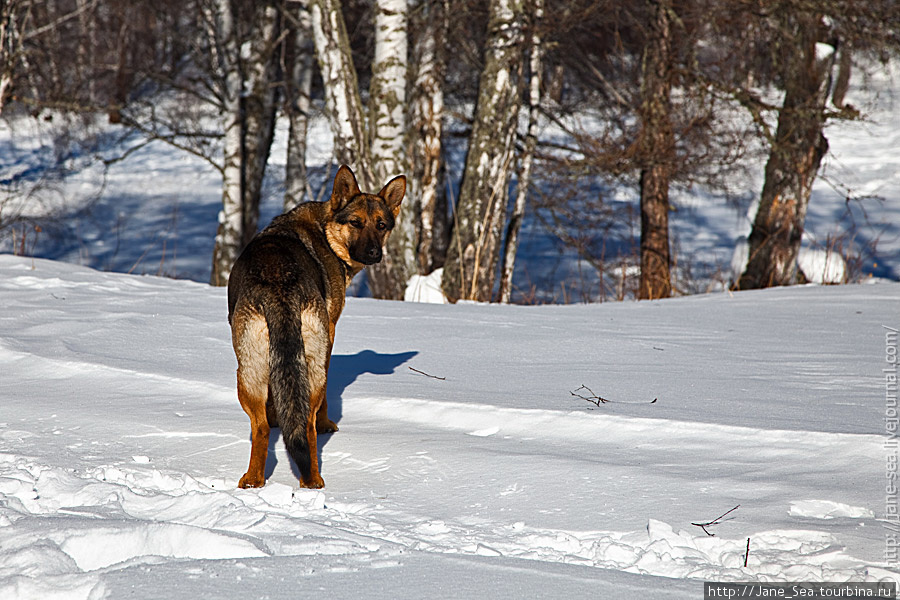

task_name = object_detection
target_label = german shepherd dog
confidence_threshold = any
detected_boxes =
[228,165,405,489]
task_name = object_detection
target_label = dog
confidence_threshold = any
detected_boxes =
[227,165,405,489]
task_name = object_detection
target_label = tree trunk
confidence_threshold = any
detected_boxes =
[239,2,280,249]
[365,0,412,299]
[409,0,448,274]
[210,0,243,286]
[309,0,373,191]
[284,0,315,210]
[637,0,674,300]
[737,13,834,290]
[498,0,542,304]
[210,0,281,286]
[442,0,526,303]
[414,0,447,274]
[0,1,21,115]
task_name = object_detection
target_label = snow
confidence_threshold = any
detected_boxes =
[816,43,836,63]
[797,246,847,284]
[404,267,447,303]
[0,254,897,598]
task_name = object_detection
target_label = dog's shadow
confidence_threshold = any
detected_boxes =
[265,349,417,480]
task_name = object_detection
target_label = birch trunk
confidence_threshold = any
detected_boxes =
[366,0,412,299]
[737,13,834,290]
[239,2,280,249]
[498,0,542,304]
[210,0,243,286]
[442,0,526,303]
[210,0,281,286]
[0,1,19,115]
[369,0,408,181]
[309,0,373,191]
[637,0,674,300]
[284,0,315,210]
[409,0,448,274]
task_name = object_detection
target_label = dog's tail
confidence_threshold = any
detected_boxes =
[261,297,313,480]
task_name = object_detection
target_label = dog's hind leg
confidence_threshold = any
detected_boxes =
[298,305,330,488]
[233,309,270,489]
[238,375,269,488]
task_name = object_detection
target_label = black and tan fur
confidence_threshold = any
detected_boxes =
[227,165,405,489]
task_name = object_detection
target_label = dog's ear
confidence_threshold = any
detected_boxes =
[330,165,361,212]
[378,175,406,218]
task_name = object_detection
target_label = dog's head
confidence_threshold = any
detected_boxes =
[325,165,406,267]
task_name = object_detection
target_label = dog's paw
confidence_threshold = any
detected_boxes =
[317,419,339,434]
[300,474,325,489]
[238,472,266,489]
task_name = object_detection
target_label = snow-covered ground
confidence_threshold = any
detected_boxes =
[0,255,897,598]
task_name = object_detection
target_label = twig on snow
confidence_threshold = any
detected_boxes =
[570,384,609,406]
[691,504,740,536]
[408,366,446,381]
[570,384,657,406]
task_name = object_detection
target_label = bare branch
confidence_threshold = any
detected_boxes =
[408,366,446,381]
[570,384,609,406]
[691,504,740,536]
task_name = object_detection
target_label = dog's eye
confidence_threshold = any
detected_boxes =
[376,221,387,231]
[350,219,363,229]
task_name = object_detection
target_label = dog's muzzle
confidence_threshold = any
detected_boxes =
[359,245,382,265]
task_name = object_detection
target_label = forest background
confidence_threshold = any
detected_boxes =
[1,0,898,303]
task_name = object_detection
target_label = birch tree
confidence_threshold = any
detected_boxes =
[365,0,413,298]
[283,0,316,210]
[308,0,373,191]
[0,0,24,115]
[498,0,542,304]
[208,0,243,287]
[210,0,282,286]
[408,0,448,275]
[441,0,527,303]
[310,0,427,299]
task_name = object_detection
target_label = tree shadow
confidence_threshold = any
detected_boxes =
[263,349,418,480]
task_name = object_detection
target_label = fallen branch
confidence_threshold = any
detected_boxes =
[691,504,740,536]
[570,384,609,406]
[744,537,750,567]
[408,366,446,381]
[570,384,657,406]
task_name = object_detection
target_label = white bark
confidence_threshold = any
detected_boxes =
[409,0,447,274]
[210,0,281,286]
[442,0,526,302]
[366,0,413,299]
[284,1,315,210]
[210,0,243,286]
[309,0,373,190]
[0,1,17,115]
[369,0,408,181]
[240,2,280,244]
[499,0,542,304]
